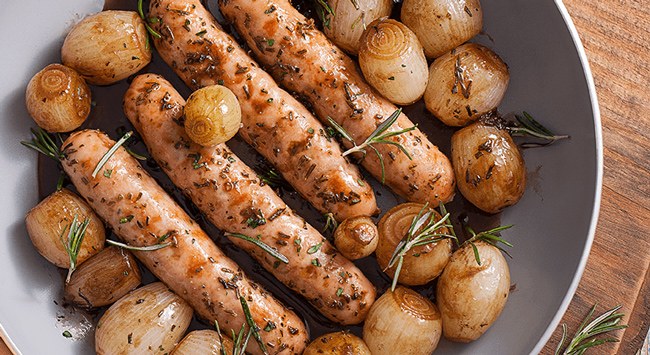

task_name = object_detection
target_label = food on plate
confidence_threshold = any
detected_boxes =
[124,74,376,325]
[333,216,378,260]
[184,85,242,147]
[61,129,308,354]
[171,330,234,355]
[218,0,456,205]
[148,0,377,222]
[376,203,453,286]
[64,246,141,308]
[25,188,105,270]
[363,286,442,354]
[25,64,91,132]
[451,121,526,213]
[303,331,371,355]
[424,43,509,127]
[437,240,511,342]
[359,18,429,105]
[401,0,483,59]
[95,282,192,355]
[61,10,151,85]
[322,0,393,55]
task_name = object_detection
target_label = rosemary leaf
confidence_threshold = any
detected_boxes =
[226,233,289,264]
[21,127,65,161]
[137,0,161,38]
[60,215,90,283]
[462,224,514,265]
[508,111,569,147]
[239,296,269,355]
[322,212,338,235]
[91,131,132,178]
[106,239,171,251]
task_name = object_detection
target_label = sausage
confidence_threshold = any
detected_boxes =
[124,74,377,324]
[60,130,307,355]
[148,0,377,221]
[218,0,456,204]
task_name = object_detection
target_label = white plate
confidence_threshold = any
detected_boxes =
[0,0,601,354]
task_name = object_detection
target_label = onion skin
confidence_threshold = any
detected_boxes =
[25,189,105,268]
[304,331,371,355]
[61,10,151,85]
[324,0,393,55]
[359,18,428,105]
[64,246,141,308]
[96,282,193,355]
[436,241,510,342]
[25,64,91,132]
[184,85,242,146]
[172,330,234,355]
[376,203,452,285]
[333,216,378,260]
[451,122,526,213]
[424,43,509,127]
[363,287,442,354]
[401,0,482,59]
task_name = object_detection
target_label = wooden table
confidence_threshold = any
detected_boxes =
[541,0,650,354]
[1,1,648,354]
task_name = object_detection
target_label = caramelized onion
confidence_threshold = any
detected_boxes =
[64,246,141,308]
[401,0,482,58]
[363,287,442,354]
[172,330,234,355]
[376,203,452,285]
[304,331,371,355]
[359,19,428,105]
[61,11,151,85]
[324,0,393,55]
[333,216,378,260]
[96,282,193,354]
[184,85,242,146]
[25,64,91,132]
[25,189,105,268]
[451,122,526,213]
[424,43,509,126]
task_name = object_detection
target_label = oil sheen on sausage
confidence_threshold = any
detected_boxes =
[218,0,456,204]
[148,0,377,221]
[124,74,376,325]
[61,130,307,354]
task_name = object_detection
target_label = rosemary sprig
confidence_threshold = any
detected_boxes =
[386,203,457,291]
[60,215,90,283]
[508,112,569,147]
[554,304,627,355]
[463,224,513,265]
[106,239,171,251]
[257,167,287,189]
[216,319,251,355]
[91,131,133,178]
[225,233,289,264]
[322,212,338,235]
[313,0,334,28]
[21,127,65,161]
[328,108,416,184]
[137,0,162,39]
[240,295,269,354]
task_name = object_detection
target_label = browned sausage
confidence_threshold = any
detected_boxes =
[61,130,307,354]
[123,74,376,325]
[218,0,456,204]
[148,0,377,221]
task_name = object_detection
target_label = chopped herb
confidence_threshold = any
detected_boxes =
[307,242,323,254]
[103,169,113,178]
[388,76,395,80]
[189,153,207,169]
[217,79,225,85]
[264,5,276,14]
[196,29,207,36]
[320,66,326,72]
[311,258,321,267]
[263,321,276,332]
[267,98,274,103]
[314,0,334,28]
[336,288,343,297]
[266,38,275,46]
[322,212,338,235]
[92,131,133,178]
[307,127,315,134]
[245,209,267,228]
[227,156,236,163]
[226,233,288,264]
[119,215,134,224]
[62,330,72,338]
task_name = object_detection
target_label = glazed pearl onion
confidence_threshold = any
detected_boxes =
[25,64,91,132]
[184,85,242,146]
[303,331,371,355]
[425,43,509,127]
[363,287,442,354]
[401,0,483,59]
[171,330,234,355]
[359,18,429,105]
[333,216,378,260]
[324,0,393,55]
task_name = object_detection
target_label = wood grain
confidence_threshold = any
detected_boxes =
[542,0,650,354]
[0,1,647,354]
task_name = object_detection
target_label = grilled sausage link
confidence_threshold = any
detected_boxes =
[218,0,456,204]
[124,74,376,325]
[148,0,377,221]
[61,130,308,355]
